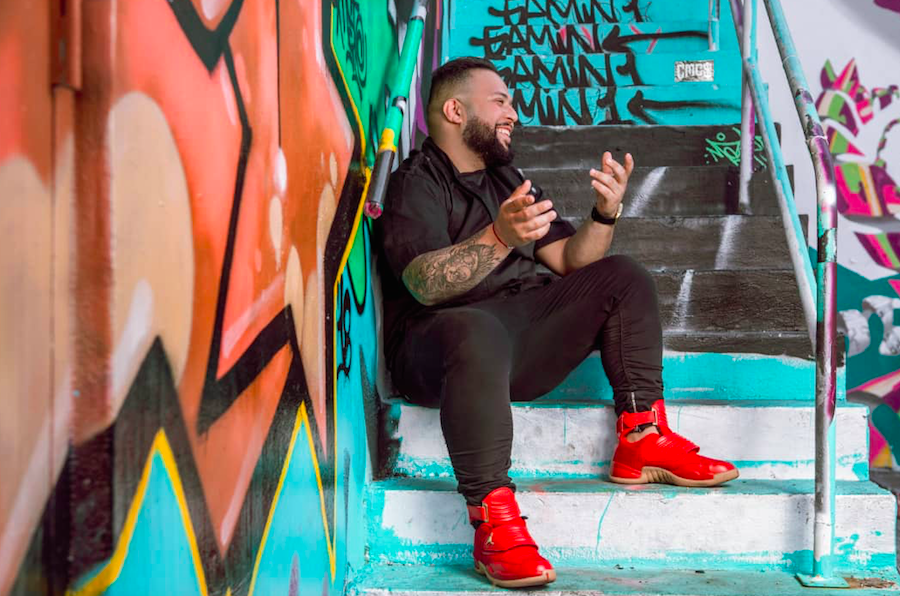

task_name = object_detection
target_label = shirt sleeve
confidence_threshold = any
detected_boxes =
[377,169,453,279]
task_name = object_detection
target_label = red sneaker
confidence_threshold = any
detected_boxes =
[467,487,556,588]
[610,400,739,487]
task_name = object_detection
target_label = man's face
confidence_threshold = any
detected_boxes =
[460,69,518,167]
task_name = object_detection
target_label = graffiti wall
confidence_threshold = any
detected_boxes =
[0,0,440,594]
[445,0,742,126]
[758,0,900,468]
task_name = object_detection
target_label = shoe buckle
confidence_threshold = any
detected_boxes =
[617,409,658,435]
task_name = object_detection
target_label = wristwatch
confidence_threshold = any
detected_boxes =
[591,203,623,226]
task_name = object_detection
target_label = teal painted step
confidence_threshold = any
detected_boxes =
[494,52,741,88]
[511,84,741,126]
[383,400,870,481]
[366,478,896,573]
[451,0,732,27]
[539,351,845,402]
[349,565,900,596]
[450,22,731,58]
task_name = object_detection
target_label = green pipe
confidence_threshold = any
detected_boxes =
[365,0,429,219]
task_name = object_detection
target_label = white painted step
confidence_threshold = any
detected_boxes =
[366,478,896,573]
[349,565,900,596]
[384,401,870,481]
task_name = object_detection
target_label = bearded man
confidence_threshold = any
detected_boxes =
[375,56,738,589]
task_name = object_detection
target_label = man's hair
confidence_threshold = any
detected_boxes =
[427,57,499,122]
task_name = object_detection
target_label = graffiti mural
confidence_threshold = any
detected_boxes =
[445,0,741,125]
[1,0,423,593]
[817,59,900,468]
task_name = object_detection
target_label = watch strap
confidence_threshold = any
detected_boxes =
[591,204,622,226]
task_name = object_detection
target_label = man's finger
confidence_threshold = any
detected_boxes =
[592,180,618,201]
[521,199,554,219]
[501,191,534,213]
[521,209,558,231]
[525,223,552,241]
[590,171,621,196]
[624,152,635,176]
[601,151,612,174]
[605,157,628,184]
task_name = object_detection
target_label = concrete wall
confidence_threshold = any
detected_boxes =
[756,0,900,468]
[0,1,441,594]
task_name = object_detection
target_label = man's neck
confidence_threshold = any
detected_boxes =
[433,136,485,173]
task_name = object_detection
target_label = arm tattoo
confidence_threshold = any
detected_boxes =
[402,232,505,306]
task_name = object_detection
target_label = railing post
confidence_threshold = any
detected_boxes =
[738,0,755,212]
[755,0,846,586]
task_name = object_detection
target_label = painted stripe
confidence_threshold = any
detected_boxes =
[67,430,207,596]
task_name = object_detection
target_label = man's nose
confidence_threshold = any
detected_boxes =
[506,100,518,123]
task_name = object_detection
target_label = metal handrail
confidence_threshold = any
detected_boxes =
[727,0,844,587]
[364,0,429,219]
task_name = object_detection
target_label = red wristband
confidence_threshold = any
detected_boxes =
[491,223,513,249]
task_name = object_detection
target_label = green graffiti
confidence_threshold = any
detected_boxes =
[331,0,399,166]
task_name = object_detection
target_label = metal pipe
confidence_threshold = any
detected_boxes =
[738,0,755,212]
[708,0,720,51]
[365,0,429,219]
[743,63,818,344]
[757,0,843,586]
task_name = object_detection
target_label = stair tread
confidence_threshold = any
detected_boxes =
[511,85,741,126]
[454,21,721,58]
[493,52,740,88]
[351,564,900,595]
[374,476,888,496]
[514,124,779,167]
[386,397,866,409]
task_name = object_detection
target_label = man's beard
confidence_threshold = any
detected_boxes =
[462,115,514,167]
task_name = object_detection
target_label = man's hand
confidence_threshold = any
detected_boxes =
[493,180,558,248]
[589,152,634,218]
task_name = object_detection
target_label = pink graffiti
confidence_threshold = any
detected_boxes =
[875,0,900,13]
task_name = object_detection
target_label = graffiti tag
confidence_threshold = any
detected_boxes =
[704,127,767,168]
[333,0,368,90]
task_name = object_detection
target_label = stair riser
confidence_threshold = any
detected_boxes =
[368,487,896,572]
[512,85,742,126]
[513,125,778,168]
[453,23,716,59]
[654,270,805,334]
[529,168,782,217]
[385,404,870,481]
[494,53,741,88]
[540,352,843,401]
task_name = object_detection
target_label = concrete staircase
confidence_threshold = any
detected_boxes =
[350,0,898,593]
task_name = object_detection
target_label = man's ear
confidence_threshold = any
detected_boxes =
[442,98,465,125]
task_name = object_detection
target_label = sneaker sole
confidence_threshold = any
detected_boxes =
[609,466,740,487]
[475,561,557,588]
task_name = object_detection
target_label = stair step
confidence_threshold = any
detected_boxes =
[540,350,834,402]
[513,124,779,168]
[661,330,811,359]
[384,401,869,481]
[512,85,742,126]
[652,269,804,334]
[350,565,900,596]
[451,22,723,59]
[366,478,895,572]
[451,0,728,27]
[601,216,794,271]
[494,52,741,88]
[529,167,786,216]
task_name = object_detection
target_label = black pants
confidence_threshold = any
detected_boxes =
[390,255,664,505]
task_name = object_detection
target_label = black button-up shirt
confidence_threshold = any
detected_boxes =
[376,137,576,365]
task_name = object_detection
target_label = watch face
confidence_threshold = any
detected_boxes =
[616,203,624,219]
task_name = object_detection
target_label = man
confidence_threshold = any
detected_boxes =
[376,57,738,589]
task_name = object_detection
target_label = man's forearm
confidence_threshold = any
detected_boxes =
[562,219,615,273]
[402,225,510,306]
